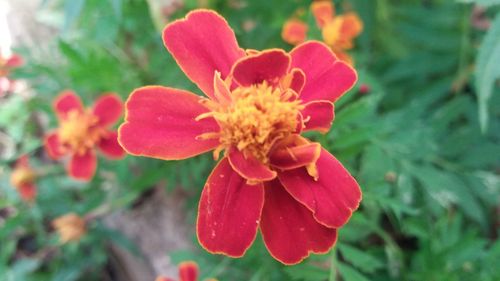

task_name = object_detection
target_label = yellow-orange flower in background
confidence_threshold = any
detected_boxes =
[282,0,363,65]
[282,19,308,45]
[52,213,87,243]
[10,155,37,202]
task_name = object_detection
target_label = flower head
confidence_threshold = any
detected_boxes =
[44,91,125,181]
[52,213,86,243]
[119,10,361,265]
[10,155,37,202]
[156,261,216,281]
[282,1,363,65]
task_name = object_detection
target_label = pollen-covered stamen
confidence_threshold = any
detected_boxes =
[200,81,303,164]
[58,109,105,155]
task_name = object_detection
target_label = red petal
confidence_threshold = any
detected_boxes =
[260,179,338,265]
[228,146,277,183]
[92,93,123,127]
[118,86,220,160]
[19,183,36,202]
[232,49,291,87]
[163,10,245,99]
[270,138,321,171]
[213,71,232,104]
[289,68,306,94]
[278,149,361,228]
[6,54,24,68]
[68,150,97,181]
[197,158,264,257]
[98,131,125,159]
[179,261,199,281]
[290,41,357,103]
[53,90,84,119]
[44,132,66,159]
[300,100,335,133]
[15,155,30,168]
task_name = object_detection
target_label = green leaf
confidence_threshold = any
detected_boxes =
[63,0,86,32]
[475,13,500,132]
[337,263,371,281]
[339,244,384,274]
[458,0,500,6]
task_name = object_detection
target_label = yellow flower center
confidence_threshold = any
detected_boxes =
[10,168,36,187]
[199,81,303,164]
[58,110,104,155]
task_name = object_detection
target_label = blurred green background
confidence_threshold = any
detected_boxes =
[0,0,499,280]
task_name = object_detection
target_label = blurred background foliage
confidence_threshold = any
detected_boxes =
[1,0,499,280]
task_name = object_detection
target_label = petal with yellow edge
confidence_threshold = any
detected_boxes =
[270,136,321,171]
[278,149,362,228]
[290,41,357,103]
[227,146,277,183]
[260,179,338,265]
[179,261,199,281]
[53,90,84,120]
[300,100,335,133]
[197,158,264,257]
[68,150,97,181]
[97,131,125,159]
[92,93,123,127]
[44,131,66,159]
[163,10,245,100]
[118,86,220,160]
[231,49,291,87]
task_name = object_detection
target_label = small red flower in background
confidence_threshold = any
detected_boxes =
[44,91,125,181]
[282,1,363,65]
[119,10,361,265]
[0,52,24,96]
[10,155,37,202]
[156,261,217,281]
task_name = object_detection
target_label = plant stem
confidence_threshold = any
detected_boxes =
[329,248,338,281]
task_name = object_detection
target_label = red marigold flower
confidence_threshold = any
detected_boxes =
[156,261,217,281]
[10,155,37,202]
[282,19,308,45]
[44,91,125,181]
[118,10,362,265]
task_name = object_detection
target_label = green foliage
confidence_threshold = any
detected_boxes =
[1,0,499,280]
[475,13,500,132]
